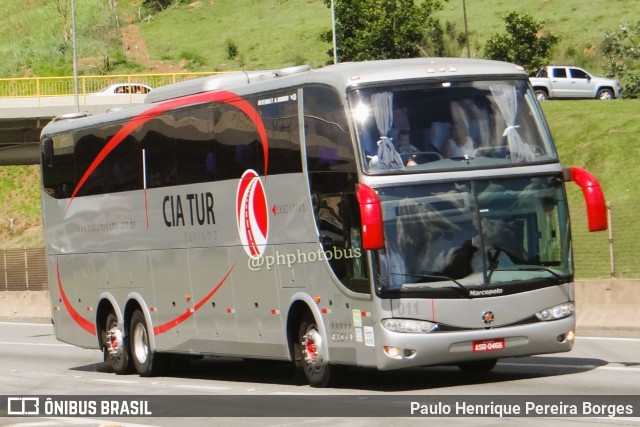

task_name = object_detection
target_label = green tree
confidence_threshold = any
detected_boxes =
[483,12,559,73]
[321,0,445,63]
[602,21,640,98]
[421,20,468,58]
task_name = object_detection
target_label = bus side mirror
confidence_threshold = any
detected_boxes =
[356,183,385,250]
[564,166,607,232]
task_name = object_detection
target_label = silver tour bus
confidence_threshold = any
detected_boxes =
[40,58,607,387]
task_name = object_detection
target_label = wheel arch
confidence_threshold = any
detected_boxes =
[596,86,615,98]
[124,292,156,353]
[533,86,549,97]
[96,293,122,348]
[285,293,328,363]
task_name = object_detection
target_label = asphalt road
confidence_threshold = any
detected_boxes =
[1,321,639,426]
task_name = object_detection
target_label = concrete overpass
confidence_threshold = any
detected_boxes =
[0,94,146,165]
[0,72,220,166]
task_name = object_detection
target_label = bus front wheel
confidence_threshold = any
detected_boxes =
[296,312,338,387]
[103,312,133,374]
[130,310,161,377]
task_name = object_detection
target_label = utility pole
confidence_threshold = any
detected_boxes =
[462,0,470,58]
[331,0,338,64]
[71,0,80,112]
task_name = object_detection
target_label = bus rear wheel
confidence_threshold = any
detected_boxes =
[103,312,133,374]
[296,312,340,387]
[130,310,162,377]
[457,359,498,373]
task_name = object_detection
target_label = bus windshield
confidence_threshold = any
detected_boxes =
[350,79,556,173]
[377,175,572,297]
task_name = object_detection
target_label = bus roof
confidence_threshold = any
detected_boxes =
[146,58,527,103]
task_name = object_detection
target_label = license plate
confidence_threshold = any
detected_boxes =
[472,338,505,352]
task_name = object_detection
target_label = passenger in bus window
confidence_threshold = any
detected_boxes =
[394,130,419,166]
[443,124,475,158]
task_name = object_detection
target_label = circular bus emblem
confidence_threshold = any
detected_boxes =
[236,169,269,258]
[482,310,495,324]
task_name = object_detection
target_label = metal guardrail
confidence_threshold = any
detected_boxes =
[0,72,221,98]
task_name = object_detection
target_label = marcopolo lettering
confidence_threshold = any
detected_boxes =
[469,288,504,297]
[163,192,216,227]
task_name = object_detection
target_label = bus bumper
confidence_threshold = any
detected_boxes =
[374,316,575,370]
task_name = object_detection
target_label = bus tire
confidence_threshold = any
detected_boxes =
[103,312,133,375]
[296,311,339,387]
[457,359,497,373]
[130,310,161,377]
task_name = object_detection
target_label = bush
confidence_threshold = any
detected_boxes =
[225,39,239,60]
[601,21,640,98]
[621,70,640,99]
[179,50,207,70]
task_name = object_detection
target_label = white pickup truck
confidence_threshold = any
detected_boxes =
[529,66,622,101]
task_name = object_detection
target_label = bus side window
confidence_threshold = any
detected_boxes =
[255,93,302,175]
[74,133,107,196]
[42,134,74,199]
[107,135,141,193]
[214,105,264,178]
[304,85,370,294]
[142,123,177,188]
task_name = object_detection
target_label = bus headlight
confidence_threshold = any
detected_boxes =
[535,302,574,321]
[381,318,438,333]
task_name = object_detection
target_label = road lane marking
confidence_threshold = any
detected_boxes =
[0,341,72,347]
[92,378,140,384]
[0,322,52,326]
[577,336,640,342]
[173,384,230,391]
[499,362,640,372]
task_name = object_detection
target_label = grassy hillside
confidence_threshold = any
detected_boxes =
[436,0,637,73]
[0,165,42,249]
[541,100,640,278]
[542,100,640,201]
[136,0,637,73]
[0,0,116,76]
[139,0,331,71]
[0,0,332,76]
[2,0,636,75]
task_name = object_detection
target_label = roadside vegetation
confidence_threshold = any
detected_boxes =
[1,0,637,79]
[541,99,640,278]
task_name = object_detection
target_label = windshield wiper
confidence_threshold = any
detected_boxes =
[487,266,567,285]
[393,273,469,295]
[514,266,568,284]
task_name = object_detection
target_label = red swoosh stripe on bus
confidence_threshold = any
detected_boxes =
[65,90,269,214]
[56,259,96,336]
[153,262,236,335]
[55,258,235,337]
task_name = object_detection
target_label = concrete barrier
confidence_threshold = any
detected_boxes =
[574,279,640,331]
[0,290,51,320]
[1,280,638,331]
